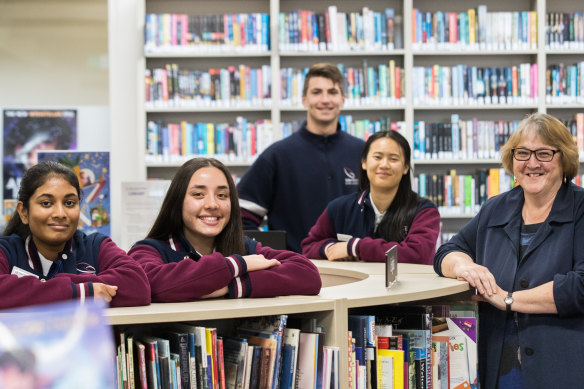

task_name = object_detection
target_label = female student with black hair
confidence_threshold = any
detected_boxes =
[0,161,150,309]
[128,157,321,302]
[302,130,440,264]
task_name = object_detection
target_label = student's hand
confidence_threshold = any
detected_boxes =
[325,242,354,261]
[201,286,228,298]
[453,261,497,296]
[92,283,118,302]
[243,254,281,272]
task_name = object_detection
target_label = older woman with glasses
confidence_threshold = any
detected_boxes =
[434,113,584,388]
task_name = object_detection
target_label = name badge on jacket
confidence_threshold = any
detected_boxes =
[11,266,39,279]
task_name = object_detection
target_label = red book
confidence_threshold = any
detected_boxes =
[324,11,331,46]
[449,13,458,44]
[211,329,219,389]
[217,338,226,389]
[134,340,148,389]
[512,65,518,97]
[395,66,402,99]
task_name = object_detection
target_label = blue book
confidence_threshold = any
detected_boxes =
[161,126,170,158]
[170,354,179,389]
[249,346,262,389]
[437,11,444,43]
[279,343,295,389]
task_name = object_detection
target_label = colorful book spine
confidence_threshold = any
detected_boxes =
[145,118,272,163]
[412,7,538,51]
[145,12,270,53]
[412,64,538,106]
[145,64,272,108]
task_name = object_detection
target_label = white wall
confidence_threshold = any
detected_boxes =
[0,0,109,106]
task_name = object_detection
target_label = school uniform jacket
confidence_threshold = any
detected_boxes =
[128,234,322,302]
[237,121,365,252]
[301,190,440,264]
[434,182,584,388]
[0,230,151,309]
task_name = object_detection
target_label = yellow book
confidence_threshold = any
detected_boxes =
[206,328,216,389]
[233,16,240,47]
[239,64,246,101]
[488,168,500,198]
[389,60,396,99]
[468,9,476,44]
[206,122,215,155]
[181,121,188,156]
[529,11,537,48]
[377,349,404,389]
[450,169,459,208]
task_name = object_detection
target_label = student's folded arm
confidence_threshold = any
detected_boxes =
[128,244,243,303]
[0,251,85,309]
[241,244,322,298]
[352,207,441,264]
[301,208,338,259]
[56,238,151,307]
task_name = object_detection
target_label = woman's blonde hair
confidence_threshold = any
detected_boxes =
[500,113,579,181]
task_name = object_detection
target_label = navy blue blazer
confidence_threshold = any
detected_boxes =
[434,182,584,388]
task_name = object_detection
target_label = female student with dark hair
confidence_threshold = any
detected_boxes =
[128,157,321,302]
[0,161,150,309]
[302,130,440,264]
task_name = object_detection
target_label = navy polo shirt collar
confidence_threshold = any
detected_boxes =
[298,121,342,143]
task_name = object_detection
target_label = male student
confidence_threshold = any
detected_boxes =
[237,63,365,252]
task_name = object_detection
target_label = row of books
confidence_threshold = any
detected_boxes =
[145,118,273,163]
[545,12,584,49]
[416,169,515,215]
[413,116,520,161]
[545,62,584,103]
[412,6,537,51]
[432,170,584,224]
[114,315,337,389]
[144,13,270,53]
[145,65,272,108]
[145,112,584,164]
[278,7,403,52]
[346,304,477,389]
[412,64,538,106]
[280,61,405,108]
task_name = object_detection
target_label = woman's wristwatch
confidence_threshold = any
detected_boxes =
[504,291,514,311]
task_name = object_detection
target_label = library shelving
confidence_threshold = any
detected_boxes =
[105,261,470,389]
[108,0,584,243]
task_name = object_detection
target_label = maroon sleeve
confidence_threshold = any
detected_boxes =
[301,208,338,259]
[57,238,151,307]
[128,244,246,303]
[0,250,78,309]
[350,207,441,264]
[242,243,322,297]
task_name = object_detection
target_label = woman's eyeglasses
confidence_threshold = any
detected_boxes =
[512,148,560,162]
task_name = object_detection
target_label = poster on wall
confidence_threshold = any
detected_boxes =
[37,151,110,236]
[2,109,77,201]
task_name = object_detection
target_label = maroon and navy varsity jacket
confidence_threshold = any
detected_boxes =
[301,190,440,264]
[128,234,321,302]
[0,230,151,309]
